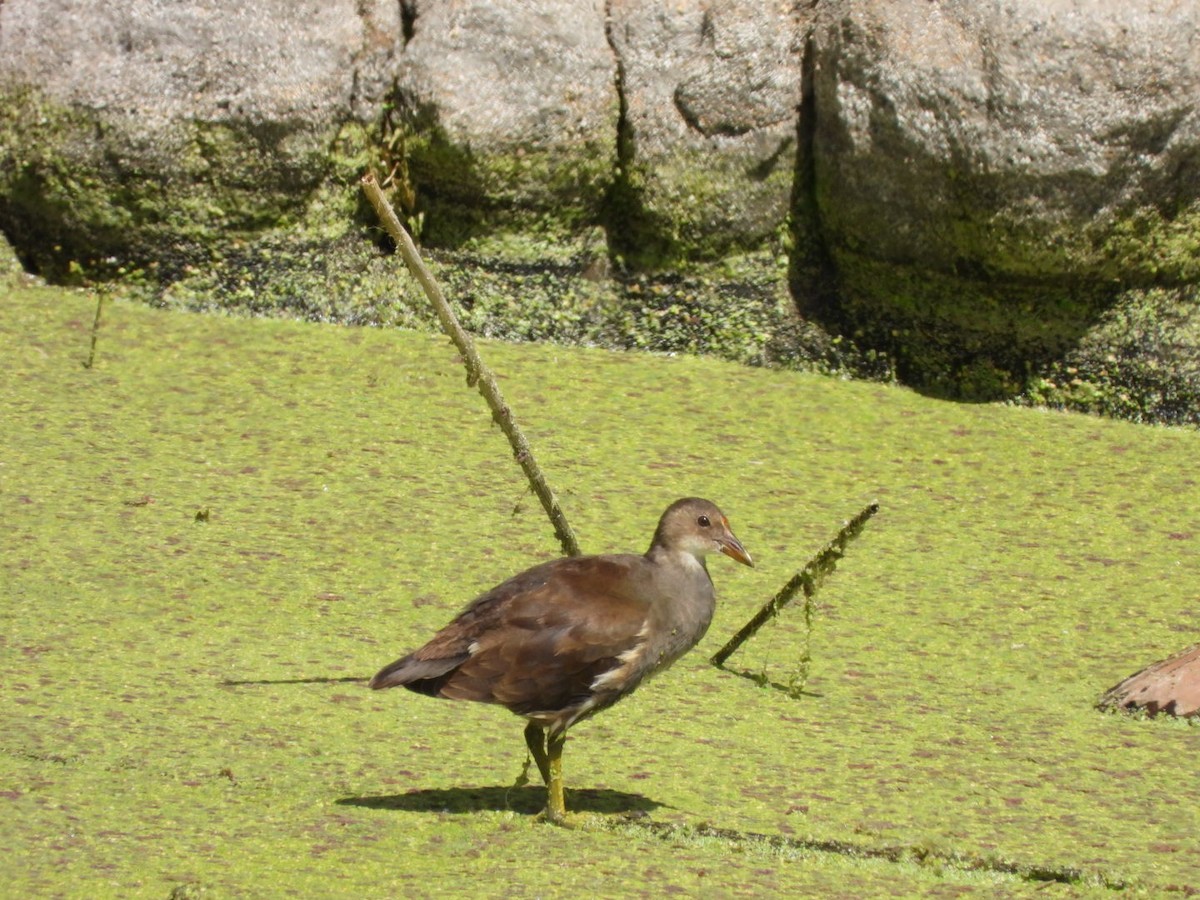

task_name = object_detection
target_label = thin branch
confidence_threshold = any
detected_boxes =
[83,288,108,369]
[711,501,879,668]
[360,172,581,558]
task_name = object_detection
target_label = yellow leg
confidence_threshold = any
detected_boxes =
[523,722,550,785]
[544,731,567,824]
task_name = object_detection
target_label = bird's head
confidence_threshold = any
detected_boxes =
[651,497,753,567]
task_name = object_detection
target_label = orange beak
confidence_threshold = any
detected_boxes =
[717,518,754,567]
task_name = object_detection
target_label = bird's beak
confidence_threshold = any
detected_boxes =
[718,520,754,567]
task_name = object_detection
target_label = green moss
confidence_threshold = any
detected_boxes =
[138,225,843,384]
[6,282,1200,895]
[388,99,616,249]
[815,153,1200,404]
[937,199,1200,285]
[825,249,1122,401]
[821,225,1200,416]
[430,245,804,366]
[822,145,1200,286]
[0,88,131,275]
[608,146,794,270]
[1016,284,1200,424]
[0,86,332,280]
[0,229,25,280]
[1097,202,1200,282]
[0,86,802,379]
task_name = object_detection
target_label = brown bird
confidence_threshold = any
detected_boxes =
[369,497,752,822]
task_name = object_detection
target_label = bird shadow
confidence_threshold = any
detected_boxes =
[337,784,664,817]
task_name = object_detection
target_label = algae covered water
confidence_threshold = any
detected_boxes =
[3,284,1198,896]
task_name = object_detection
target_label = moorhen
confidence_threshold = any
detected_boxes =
[369,497,752,822]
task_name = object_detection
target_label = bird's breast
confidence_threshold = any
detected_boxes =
[588,560,716,697]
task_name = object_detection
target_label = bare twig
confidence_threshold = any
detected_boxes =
[360,172,581,558]
[711,501,879,669]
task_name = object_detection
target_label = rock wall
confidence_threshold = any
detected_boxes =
[1,0,1198,417]
[0,0,397,273]
[390,0,617,244]
[804,0,1200,397]
[606,0,803,264]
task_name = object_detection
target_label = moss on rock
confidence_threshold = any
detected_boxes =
[609,145,795,271]
[825,249,1112,400]
[3,83,1197,426]
[0,86,332,281]
[1017,285,1200,425]
[387,99,615,250]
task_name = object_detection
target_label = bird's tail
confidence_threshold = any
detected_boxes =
[368,653,467,693]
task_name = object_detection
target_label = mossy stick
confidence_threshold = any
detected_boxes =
[360,172,581,558]
[711,501,879,668]
[83,288,108,369]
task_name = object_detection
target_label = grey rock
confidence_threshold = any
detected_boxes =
[608,0,806,264]
[796,0,1200,400]
[811,0,1200,284]
[0,0,399,271]
[392,0,617,245]
[0,0,396,125]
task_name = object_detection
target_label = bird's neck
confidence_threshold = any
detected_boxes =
[646,544,710,578]
[644,545,716,626]
[634,545,717,675]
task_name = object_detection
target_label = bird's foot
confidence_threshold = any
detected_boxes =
[535,805,579,828]
[538,778,569,826]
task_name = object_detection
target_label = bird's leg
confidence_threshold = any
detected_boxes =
[524,722,551,785]
[523,721,551,785]
[544,730,567,824]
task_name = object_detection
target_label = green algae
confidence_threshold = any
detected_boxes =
[608,145,795,270]
[3,283,1200,896]
[0,230,24,280]
[150,232,809,379]
[824,249,1110,398]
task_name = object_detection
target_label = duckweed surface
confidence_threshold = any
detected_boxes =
[3,284,1199,897]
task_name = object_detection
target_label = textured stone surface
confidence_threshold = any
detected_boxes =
[391,0,617,244]
[608,0,806,264]
[0,0,399,272]
[811,0,1200,281]
[0,0,395,124]
[799,0,1200,396]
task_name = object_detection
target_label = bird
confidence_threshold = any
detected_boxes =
[368,497,753,823]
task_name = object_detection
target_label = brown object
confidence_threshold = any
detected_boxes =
[369,497,753,822]
[1098,643,1200,718]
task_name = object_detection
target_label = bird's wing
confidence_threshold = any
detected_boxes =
[367,560,566,690]
[406,555,655,714]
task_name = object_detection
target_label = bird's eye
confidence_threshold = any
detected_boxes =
[697,515,711,527]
